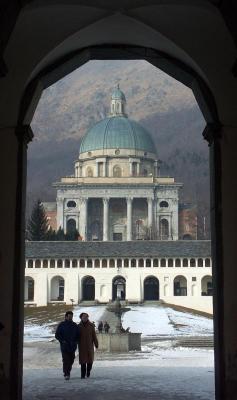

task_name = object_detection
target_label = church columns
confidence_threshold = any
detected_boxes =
[103,198,109,241]
[126,197,133,240]
[79,198,88,240]
[147,198,153,228]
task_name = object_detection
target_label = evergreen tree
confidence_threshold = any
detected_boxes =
[56,226,66,241]
[27,200,49,241]
[65,229,80,241]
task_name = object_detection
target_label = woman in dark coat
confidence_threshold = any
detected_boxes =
[78,312,98,378]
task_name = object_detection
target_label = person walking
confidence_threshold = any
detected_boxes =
[78,312,98,379]
[55,310,79,380]
[98,321,103,333]
[104,321,110,333]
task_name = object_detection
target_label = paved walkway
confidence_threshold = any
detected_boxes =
[23,364,214,400]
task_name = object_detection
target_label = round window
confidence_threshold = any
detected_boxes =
[115,149,120,155]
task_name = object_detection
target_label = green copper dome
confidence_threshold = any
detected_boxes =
[111,86,126,101]
[79,116,156,154]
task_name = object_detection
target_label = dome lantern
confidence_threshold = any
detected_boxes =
[110,84,126,116]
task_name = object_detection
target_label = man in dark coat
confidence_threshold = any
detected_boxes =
[55,310,79,380]
[78,312,98,379]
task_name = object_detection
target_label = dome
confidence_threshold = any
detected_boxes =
[79,116,156,154]
[111,86,126,101]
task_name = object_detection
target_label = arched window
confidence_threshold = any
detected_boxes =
[43,259,48,268]
[190,258,196,267]
[175,258,181,267]
[168,258,173,267]
[113,165,122,177]
[109,259,115,268]
[65,259,70,268]
[82,276,95,300]
[35,259,41,268]
[67,200,76,208]
[87,259,92,268]
[95,259,100,268]
[87,167,93,177]
[124,259,129,268]
[161,258,166,267]
[112,276,126,300]
[183,258,188,267]
[153,259,158,267]
[72,259,77,268]
[50,259,55,268]
[131,259,136,267]
[201,276,213,296]
[28,259,33,268]
[159,219,169,239]
[144,276,159,300]
[57,259,62,268]
[80,259,85,268]
[146,259,151,267]
[139,259,144,267]
[117,259,122,268]
[102,259,107,268]
[160,201,169,208]
[25,277,34,301]
[51,276,65,301]
[198,258,203,267]
[174,275,187,296]
[205,258,211,267]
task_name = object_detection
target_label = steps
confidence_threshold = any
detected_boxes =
[175,336,214,348]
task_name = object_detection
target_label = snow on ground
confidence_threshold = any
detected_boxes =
[24,306,105,342]
[122,306,213,337]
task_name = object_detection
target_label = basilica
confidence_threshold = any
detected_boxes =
[25,87,212,313]
[54,85,181,241]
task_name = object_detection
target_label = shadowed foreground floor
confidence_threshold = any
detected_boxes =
[24,362,215,400]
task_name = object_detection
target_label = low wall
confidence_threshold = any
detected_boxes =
[98,333,141,352]
[163,296,213,314]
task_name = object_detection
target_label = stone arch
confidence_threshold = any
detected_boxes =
[144,276,159,300]
[201,275,213,296]
[50,276,65,301]
[112,276,126,301]
[24,276,34,301]
[113,165,122,177]
[174,275,187,296]
[160,201,169,208]
[82,276,95,301]
[159,218,169,239]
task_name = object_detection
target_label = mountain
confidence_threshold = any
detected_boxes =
[28,60,209,234]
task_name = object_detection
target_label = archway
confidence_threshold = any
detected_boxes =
[1,6,233,396]
[82,276,95,301]
[174,275,187,296]
[66,218,76,234]
[144,276,159,300]
[50,276,65,301]
[24,277,34,301]
[201,275,213,296]
[112,276,126,301]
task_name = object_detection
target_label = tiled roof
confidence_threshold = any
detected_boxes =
[25,240,211,259]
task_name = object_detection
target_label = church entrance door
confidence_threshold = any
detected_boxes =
[144,277,159,300]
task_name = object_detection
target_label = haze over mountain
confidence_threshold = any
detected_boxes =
[28,60,209,234]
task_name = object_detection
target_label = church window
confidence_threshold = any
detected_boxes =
[205,258,211,267]
[124,259,129,268]
[87,259,92,268]
[113,165,122,177]
[35,259,41,268]
[161,259,166,267]
[95,259,100,268]
[117,259,122,268]
[65,259,70,268]
[160,201,169,208]
[138,259,144,267]
[67,200,76,208]
[87,167,93,177]
[115,149,120,155]
[146,259,151,267]
[190,258,196,267]
[28,260,33,268]
[131,259,136,268]
[43,259,48,268]
[72,259,77,268]
[153,259,158,267]
[183,258,188,267]
[50,259,55,268]
[57,259,62,268]
[109,259,115,268]
[168,258,173,267]
[80,259,85,268]
[102,259,107,268]
[175,258,181,267]
[198,258,203,267]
